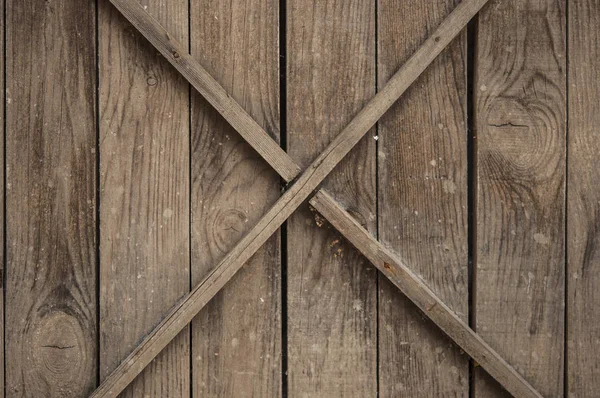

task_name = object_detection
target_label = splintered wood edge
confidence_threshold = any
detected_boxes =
[309,191,543,398]
[92,0,498,396]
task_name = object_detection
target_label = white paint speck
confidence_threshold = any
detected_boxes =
[442,180,457,194]
[533,233,550,245]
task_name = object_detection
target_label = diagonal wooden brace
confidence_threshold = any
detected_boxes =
[91,0,542,397]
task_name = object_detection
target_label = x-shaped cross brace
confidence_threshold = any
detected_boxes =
[91,0,544,397]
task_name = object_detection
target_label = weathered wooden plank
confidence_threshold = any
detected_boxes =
[189,0,281,395]
[474,0,566,396]
[286,0,377,395]
[107,0,300,183]
[5,0,98,396]
[309,191,542,398]
[98,0,190,396]
[567,1,600,395]
[377,0,468,395]
[92,1,488,395]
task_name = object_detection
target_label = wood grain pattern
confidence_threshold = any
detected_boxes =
[98,0,190,396]
[474,0,566,396]
[377,1,469,395]
[285,0,378,395]
[5,0,98,395]
[107,0,300,183]
[91,1,488,394]
[189,0,281,395]
[286,0,377,395]
[310,191,542,398]
[567,1,600,395]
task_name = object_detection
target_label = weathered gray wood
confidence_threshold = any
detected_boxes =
[286,0,377,395]
[98,0,190,396]
[567,1,600,395]
[474,0,566,396]
[91,0,488,395]
[377,0,468,395]
[189,0,281,395]
[5,0,97,395]
[309,191,542,398]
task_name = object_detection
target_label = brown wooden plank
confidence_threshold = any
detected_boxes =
[309,191,542,398]
[286,0,377,397]
[189,0,281,395]
[92,1,488,394]
[377,0,469,395]
[285,0,377,395]
[474,0,566,396]
[5,0,98,395]
[567,1,600,395]
[107,0,300,183]
[98,0,190,396]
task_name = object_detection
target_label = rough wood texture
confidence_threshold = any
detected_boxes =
[108,0,300,183]
[286,0,377,395]
[91,1,488,394]
[474,0,566,396]
[98,0,190,396]
[567,1,600,395]
[189,0,281,395]
[377,1,469,395]
[310,191,542,398]
[5,0,98,396]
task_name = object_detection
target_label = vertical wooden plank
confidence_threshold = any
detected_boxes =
[474,0,566,396]
[567,1,600,395]
[377,0,469,396]
[189,0,281,396]
[98,0,190,395]
[5,0,97,396]
[286,0,377,395]
[0,0,4,393]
